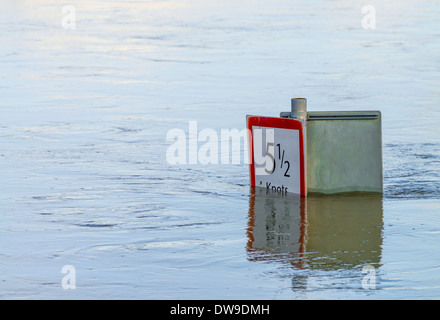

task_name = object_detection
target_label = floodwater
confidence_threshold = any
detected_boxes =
[1,0,440,299]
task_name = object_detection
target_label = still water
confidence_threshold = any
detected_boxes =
[1,0,440,299]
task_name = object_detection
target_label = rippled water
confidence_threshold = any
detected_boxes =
[1,0,440,299]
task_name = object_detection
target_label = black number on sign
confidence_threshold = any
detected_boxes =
[284,161,290,177]
[265,142,276,174]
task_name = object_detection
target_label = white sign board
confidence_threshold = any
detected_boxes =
[247,116,306,196]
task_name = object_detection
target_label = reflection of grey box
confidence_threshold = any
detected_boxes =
[247,189,383,269]
[281,99,382,194]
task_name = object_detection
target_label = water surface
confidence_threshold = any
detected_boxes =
[1,0,440,299]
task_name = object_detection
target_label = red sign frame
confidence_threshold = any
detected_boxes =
[247,116,306,196]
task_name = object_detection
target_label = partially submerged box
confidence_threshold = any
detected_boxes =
[305,110,382,194]
[248,98,382,195]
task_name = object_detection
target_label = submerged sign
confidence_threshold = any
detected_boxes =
[247,98,383,196]
[247,116,306,196]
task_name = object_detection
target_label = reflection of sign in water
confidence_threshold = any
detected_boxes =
[247,116,306,196]
[247,189,383,270]
[247,188,306,268]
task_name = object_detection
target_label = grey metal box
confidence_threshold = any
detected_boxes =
[306,111,383,194]
[279,99,383,194]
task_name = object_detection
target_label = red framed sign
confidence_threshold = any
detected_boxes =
[247,116,306,196]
